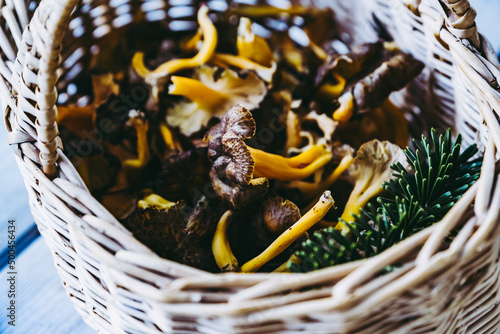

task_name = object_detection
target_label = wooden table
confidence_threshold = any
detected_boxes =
[0,123,94,334]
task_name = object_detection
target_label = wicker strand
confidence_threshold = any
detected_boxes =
[29,0,79,177]
[413,0,481,47]
[0,23,15,61]
[2,5,22,48]
[8,0,29,29]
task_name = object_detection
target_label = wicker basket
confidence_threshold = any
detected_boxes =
[3,0,500,332]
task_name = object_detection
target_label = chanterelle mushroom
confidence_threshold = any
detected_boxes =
[211,53,277,83]
[123,111,150,170]
[205,104,269,210]
[57,73,120,138]
[286,109,339,156]
[285,144,355,203]
[249,144,333,181]
[167,66,267,136]
[132,5,217,99]
[314,42,385,87]
[122,193,224,272]
[335,139,408,233]
[335,99,410,149]
[241,191,335,272]
[237,17,274,67]
[206,103,335,197]
[333,52,424,122]
[234,197,303,270]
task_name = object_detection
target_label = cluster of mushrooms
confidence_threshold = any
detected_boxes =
[58,5,424,273]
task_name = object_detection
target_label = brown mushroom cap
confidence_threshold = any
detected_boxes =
[205,105,269,210]
[205,105,256,182]
[314,42,385,86]
[210,171,269,210]
[122,194,224,273]
[233,196,303,270]
[154,147,212,202]
[259,197,302,236]
[205,104,256,158]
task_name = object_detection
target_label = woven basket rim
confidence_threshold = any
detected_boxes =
[2,0,500,331]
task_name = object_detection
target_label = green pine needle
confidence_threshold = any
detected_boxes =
[290,129,482,273]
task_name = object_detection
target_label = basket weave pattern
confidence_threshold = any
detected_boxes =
[2,0,500,333]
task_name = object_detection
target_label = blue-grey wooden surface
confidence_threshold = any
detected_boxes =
[0,123,93,333]
[0,238,94,334]
[0,128,38,268]
[0,1,498,333]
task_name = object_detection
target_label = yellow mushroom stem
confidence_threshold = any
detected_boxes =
[168,76,229,110]
[182,28,203,53]
[182,5,217,63]
[288,154,354,198]
[248,145,332,181]
[333,91,355,122]
[381,99,410,148]
[211,53,276,83]
[237,17,274,67]
[138,193,177,210]
[319,155,354,185]
[309,40,328,60]
[159,122,182,151]
[56,105,95,137]
[285,110,302,150]
[281,39,304,73]
[317,73,346,100]
[272,254,301,273]
[286,145,330,167]
[131,52,152,78]
[212,211,240,272]
[123,118,150,169]
[231,5,308,17]
[241,191,335,273]
[132,6,217,96]
[335,179,386,234]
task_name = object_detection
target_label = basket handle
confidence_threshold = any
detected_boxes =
[28,0,79,178]
[404,0,480,46]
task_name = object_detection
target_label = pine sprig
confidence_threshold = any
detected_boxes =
[290,129,482,273]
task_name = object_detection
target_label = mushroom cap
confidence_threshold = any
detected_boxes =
[204,105,270,210]
[233,196,302,268]
[166,66,266,136]
[260,197,302,235]
[347,139,409,204]
[154,147,211,202]
[186,195,224,237]
[314,42,385,86]
[222,131,256,185]
[121,202,187,258]
[210,169,269,210]
[205,104,256,148]
[350,139,407,178]
[122,199,221,273]
[206,105,257,185]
